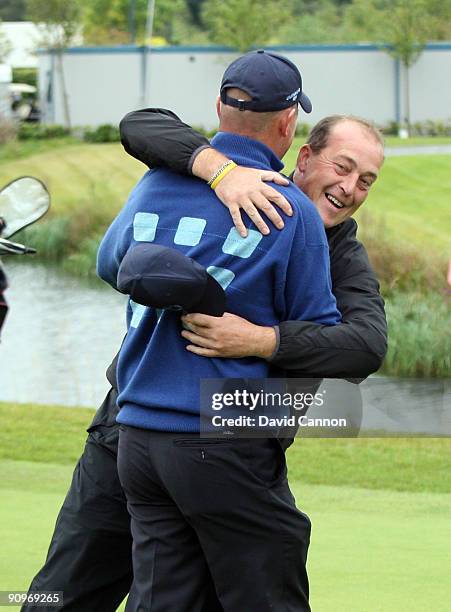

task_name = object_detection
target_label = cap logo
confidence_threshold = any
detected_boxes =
[286,87,300,101]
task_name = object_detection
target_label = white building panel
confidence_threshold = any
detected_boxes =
[37,44,451,129]
[409,49,451,123]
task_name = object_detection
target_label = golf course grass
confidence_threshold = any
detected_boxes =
[1,402,450,611]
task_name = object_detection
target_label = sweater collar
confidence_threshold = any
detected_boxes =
[211,132,284,172]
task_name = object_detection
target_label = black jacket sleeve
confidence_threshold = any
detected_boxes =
[270,218,388,379]
[119,108,211,175]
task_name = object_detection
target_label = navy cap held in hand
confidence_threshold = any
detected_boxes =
[220,49,312,114]
[117,243,226,317]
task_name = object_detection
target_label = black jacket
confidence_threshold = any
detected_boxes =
[119,108,387,380]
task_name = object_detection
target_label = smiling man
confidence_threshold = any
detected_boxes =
[294,116,382,227]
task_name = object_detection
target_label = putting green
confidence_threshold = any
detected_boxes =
[294,483,451,611]
[1,460,450,611]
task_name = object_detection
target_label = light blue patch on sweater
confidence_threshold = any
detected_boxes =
[206,266,235,290]
[133,212,159,242]
[130,300,147,328]
[222,228,263,258]
[174,217,207,246]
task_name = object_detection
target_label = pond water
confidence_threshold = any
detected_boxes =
[0,262,127,408]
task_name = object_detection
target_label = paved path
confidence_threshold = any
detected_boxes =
[385,144,451,156]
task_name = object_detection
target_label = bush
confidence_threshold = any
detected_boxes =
[18,123,70,140]
[83,124,120,143]
[357,211,446,296]
[0,117,18,144]
[381,121,399,136]
[381,292,451,378]
[18,217,72,260]
[12,68,37,89]
[295,122,310,138]
[382,119,451,137]
[63,235,103,278]
[191,125,218,139]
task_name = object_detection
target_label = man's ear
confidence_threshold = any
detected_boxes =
[216,96,221,120]
[279,106,298,137]
[296,144,312,173]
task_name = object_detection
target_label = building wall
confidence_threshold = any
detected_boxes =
[404,47,451,123]
[37,44,451,128]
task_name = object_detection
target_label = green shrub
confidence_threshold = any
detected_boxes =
[191,125,218,139]
[381,121,399,136]
[18,123,70,140]
[12,68,37,88]
[381,292,451,378]
[295,122,310,138]
[409,119,451,137]
[63,235,102,278]
[380,119,451,137]
[83,124,120,143]
[357,212,446,296]
[18,217,72,260]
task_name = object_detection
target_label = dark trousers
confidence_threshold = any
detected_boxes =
[22,390,133,612]
[118,425,311,612]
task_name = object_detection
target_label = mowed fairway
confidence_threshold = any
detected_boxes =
[0,139,449,252]
[1,403,450,611]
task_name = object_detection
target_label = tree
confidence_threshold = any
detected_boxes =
[202,0,292,52]
[0,0,27,22]
[82,0,184,46]
[185,0,207,27]
[27,0,83,128]
[278,0,348,44]
[0,21,12,62]
[345,0,451,135]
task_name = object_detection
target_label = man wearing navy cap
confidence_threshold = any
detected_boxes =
[94,49,339,612]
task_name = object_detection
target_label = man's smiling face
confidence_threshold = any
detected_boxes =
[293,120,384,227]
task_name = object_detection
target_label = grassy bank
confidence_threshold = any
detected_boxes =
[1,402,450,611]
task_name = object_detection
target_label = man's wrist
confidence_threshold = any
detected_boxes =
[188,145,212,175]
[253,326,278,360]
[191,147,229,182]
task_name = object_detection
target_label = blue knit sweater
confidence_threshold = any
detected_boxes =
[97,132,340,432]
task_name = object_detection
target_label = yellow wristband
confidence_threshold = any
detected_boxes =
[209,161,237,190]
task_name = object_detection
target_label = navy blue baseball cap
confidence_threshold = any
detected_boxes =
[220,49,312,114]
[117,244,226,317]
